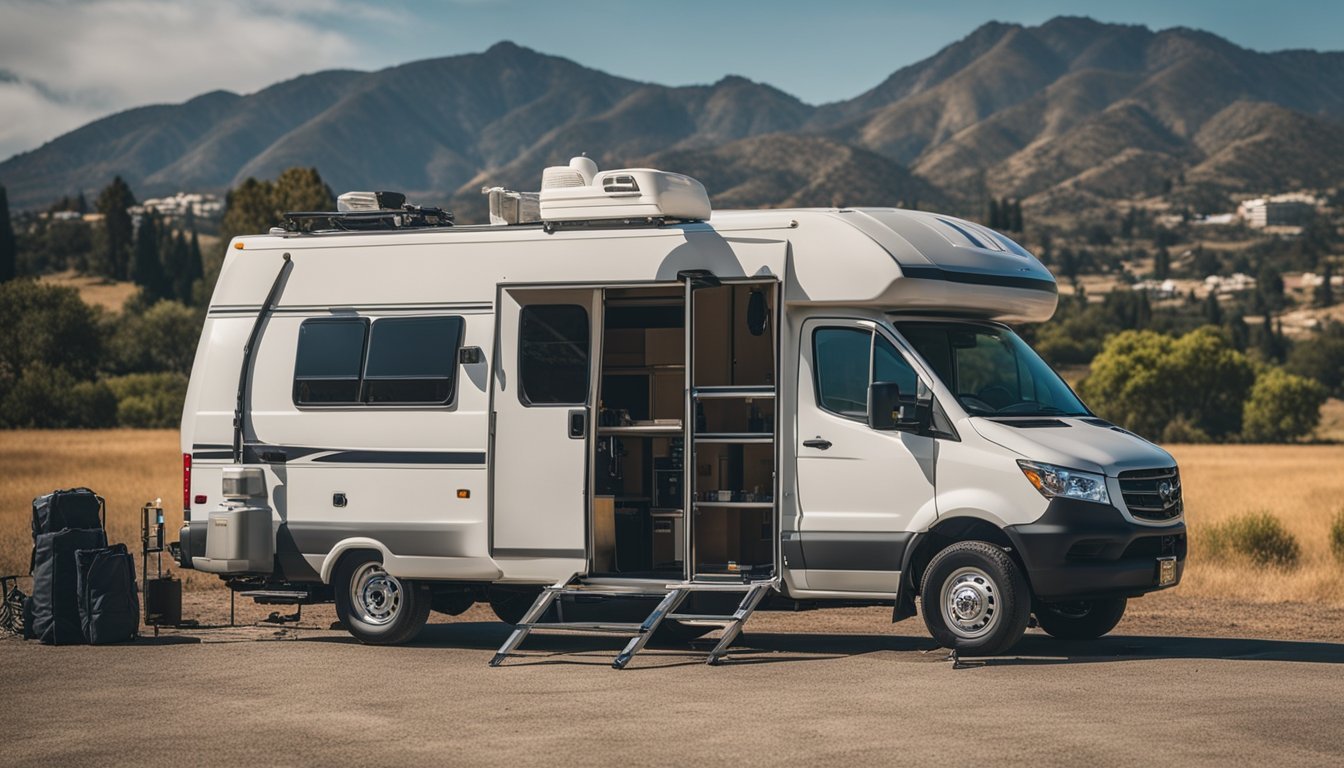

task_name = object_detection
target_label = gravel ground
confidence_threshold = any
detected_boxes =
[3,589,1342,767]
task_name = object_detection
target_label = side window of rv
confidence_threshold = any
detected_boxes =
[363,316,464,404]
[519,305,590,405]
[293,319,369,404]
[293,316,464,406]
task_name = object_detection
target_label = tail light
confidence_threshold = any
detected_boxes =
[182,453,192,517]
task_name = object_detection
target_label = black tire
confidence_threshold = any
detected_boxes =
[333,553,432,645]
[487,585,543,625]
[920,540,1031,656]
[431,590,475,616]
[1035,597,1127,641]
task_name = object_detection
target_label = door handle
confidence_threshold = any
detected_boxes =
[803,438,832,450]
[568,409,587,439]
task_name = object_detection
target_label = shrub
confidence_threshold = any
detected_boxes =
[1201,512,1301,568]
[1241,368,1327,442]
[0,363,117,428]
[1331,509,1344,565]
[104,372,188,428]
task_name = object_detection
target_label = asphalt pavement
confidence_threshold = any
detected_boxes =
[2,609,1342,767]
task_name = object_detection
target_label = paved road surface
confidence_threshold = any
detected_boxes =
[3,609,1342,767]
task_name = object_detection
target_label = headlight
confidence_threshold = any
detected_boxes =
[1017,460,1110,504]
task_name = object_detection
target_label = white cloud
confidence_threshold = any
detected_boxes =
[0,0,390,159]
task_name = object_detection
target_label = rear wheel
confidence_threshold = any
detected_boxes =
[1035,597,1127,641]
[487,585,543,625]
[334,554,432,645]
[920,540,1030,656]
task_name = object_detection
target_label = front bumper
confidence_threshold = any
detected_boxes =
[1005,498,1186,602]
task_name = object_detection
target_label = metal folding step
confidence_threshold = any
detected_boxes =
[489,575,777,669]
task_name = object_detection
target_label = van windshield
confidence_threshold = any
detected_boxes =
[894,322,1090,417]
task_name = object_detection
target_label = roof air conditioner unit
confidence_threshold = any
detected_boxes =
[539,156,710,224]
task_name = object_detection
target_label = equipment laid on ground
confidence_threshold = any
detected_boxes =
[25,488,139,645]
[142,500,182,632]
[76,543,139,644]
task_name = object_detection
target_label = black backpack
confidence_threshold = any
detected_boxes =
[30,489,104,570]
[29,527,108,644]
[76,544,139,644]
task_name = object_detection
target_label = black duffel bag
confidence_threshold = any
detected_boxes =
[29,528,108,644]
[32,488,105,539]
[76,544,139,644]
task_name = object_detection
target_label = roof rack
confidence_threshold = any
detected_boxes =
[281,205,454,234]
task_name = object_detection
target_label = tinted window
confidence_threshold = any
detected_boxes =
[294,319,368,404]
[363,317,463,404]
[896,322,1089,417]
[813,328,871,418]
[519,305,589,405]
[873,335,918,396]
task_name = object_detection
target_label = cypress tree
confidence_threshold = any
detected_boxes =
[132,210,166,300]
[0,184,16,283]
[986,198,1001,229]
[1203,291,1222,325]
[182,227,204,304]
[1317,262,1335,308]
[96,176,136,279]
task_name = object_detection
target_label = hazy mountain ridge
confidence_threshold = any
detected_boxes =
[2,19,1341,215]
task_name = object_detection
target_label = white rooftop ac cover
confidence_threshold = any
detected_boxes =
[539,157,711,223]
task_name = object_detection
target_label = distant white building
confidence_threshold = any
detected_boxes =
[1237,193,1319,228]
[1132,278,1178,299]
[1204,273,1256,295]
[133,192,224,219]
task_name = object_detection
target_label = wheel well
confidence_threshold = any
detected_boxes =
[330,547,382,583]
[906,517,1023,597]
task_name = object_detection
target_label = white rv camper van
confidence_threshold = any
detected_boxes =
[176,157,1185,666]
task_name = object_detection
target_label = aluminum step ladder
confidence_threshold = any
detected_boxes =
[489,575,776,669]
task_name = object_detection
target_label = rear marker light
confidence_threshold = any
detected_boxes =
[182,453,192,515]
[194,495,207,505]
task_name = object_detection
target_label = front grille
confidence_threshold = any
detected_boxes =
[1118,467,1183,521]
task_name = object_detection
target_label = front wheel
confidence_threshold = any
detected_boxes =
[334,554,432,645]
[920,541,1031,656]
[1035,597,1127,641]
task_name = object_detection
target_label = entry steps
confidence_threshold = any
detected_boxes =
[489,575,776,669]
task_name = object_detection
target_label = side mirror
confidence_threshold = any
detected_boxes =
[868,381,931,433]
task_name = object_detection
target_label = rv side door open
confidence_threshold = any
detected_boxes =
[490,288,601,579]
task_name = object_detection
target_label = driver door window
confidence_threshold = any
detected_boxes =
[812,328,918,420]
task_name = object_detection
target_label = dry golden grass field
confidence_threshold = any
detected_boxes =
[2,431,1342,606]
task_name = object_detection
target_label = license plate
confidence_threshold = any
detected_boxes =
[1157,556,1177,586]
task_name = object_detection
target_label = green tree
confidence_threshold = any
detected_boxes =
[0,184,15,283]
[1285,323,1344,396]
[0,281,104,387]
[1241,368,1327,442]
[132,210,169,300]
[0,363,117,428]
[182,227,204,303]
[107,300,201,374]
[1153,245,1171,280]
[104,371,188,428]
[1317,262,1335,308]
[273,167,334,214]
[1203,291,1222,325]
[1078,327,1256,441]
[95,176,136,279]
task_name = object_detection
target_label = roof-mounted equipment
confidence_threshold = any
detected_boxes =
[281,190,454,233]
[538,156,710,231]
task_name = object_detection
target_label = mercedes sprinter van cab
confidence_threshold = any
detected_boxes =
[176,157,1185,664]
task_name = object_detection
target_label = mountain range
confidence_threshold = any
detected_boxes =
[3,16,1343,218]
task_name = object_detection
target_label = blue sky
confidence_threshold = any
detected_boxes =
[1,0,1341,159]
